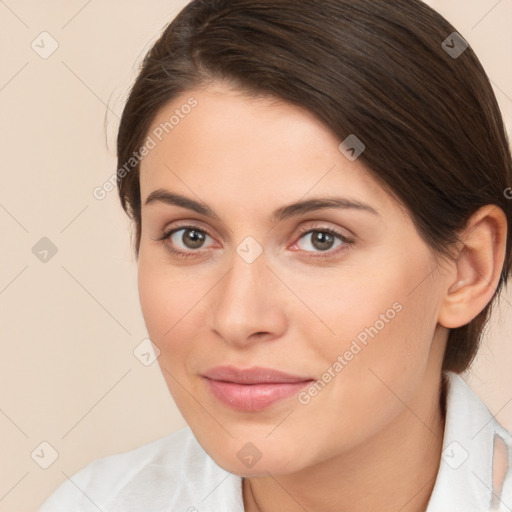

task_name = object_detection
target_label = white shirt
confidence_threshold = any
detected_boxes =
[39,372,512,511]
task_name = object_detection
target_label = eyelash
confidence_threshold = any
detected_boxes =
[154,224,353,260]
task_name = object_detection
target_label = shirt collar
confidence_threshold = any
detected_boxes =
[426,371,512,511]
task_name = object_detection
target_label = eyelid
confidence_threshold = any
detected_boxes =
[153,216,214,238]
[293,222,352,242]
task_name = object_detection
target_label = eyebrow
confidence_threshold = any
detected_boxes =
[144,189,379,222]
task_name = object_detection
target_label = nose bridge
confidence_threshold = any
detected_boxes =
[211,237,283,344]
[218,241,268,318]
[222,232,268,300]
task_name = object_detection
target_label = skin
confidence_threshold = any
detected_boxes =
[137,82,507,512]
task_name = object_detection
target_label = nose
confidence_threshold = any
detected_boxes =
[210,247,287,348]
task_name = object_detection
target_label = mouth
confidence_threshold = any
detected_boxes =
[201,365,315,412]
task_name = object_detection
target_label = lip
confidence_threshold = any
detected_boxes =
[202,365,314,412]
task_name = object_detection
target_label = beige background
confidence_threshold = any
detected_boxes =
[0,1,511,510]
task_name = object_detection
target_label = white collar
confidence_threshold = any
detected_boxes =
[426,371,512,511]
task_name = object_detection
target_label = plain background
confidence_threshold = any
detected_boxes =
[0,1,511,510]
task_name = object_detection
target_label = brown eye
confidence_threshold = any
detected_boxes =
[309,231,336,251]
[177,228,207,249]
[291,225,354,260]
[157,225,214,257]
[296,228,347,253]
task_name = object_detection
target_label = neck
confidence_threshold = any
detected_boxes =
[243,372,446,512]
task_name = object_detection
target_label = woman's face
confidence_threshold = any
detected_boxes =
[137,82,449,476]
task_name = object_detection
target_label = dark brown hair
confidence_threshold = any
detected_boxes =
[116,0,512,373]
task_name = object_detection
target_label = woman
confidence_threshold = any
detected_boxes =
[39,0,512,510]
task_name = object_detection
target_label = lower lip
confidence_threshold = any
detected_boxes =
[204,378,313,412]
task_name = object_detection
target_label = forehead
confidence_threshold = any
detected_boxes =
[139,84,393,216]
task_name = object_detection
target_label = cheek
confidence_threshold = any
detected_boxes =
[137,247,222,388]
[287,286,440,463]
[137,253,197,409]
[275,254,418,362]
[303,257,440,418]
[293,247,440,396]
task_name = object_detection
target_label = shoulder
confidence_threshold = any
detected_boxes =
[38,426,243,512]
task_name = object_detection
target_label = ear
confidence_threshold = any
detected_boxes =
[438,205,508,329]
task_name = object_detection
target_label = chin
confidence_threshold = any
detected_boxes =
[218,455,302,478]
[197,434,310,478]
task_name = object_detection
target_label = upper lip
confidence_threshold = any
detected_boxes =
[202,365,313,384]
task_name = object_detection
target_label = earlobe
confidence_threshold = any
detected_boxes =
[438,205,508,329]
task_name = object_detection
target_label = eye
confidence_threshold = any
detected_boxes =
[154,225,214,259]
[154,223,353,260]
[292,225,353,259]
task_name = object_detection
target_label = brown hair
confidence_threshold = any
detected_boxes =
[116,0,512,373]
